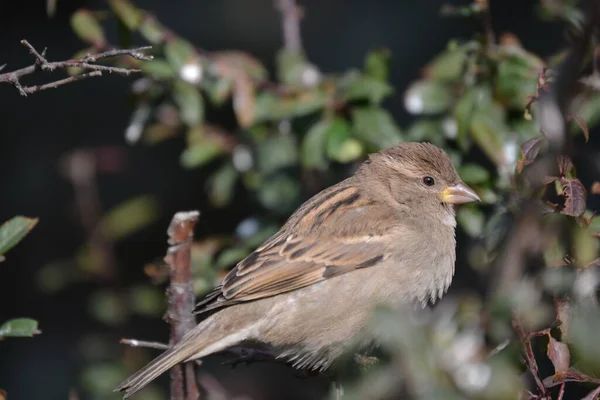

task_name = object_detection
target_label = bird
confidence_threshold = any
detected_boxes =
[115,142,480,398]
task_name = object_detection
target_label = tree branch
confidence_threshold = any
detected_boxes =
[276,0,304,53]
[164,211,201,400]
[0,40,152,96]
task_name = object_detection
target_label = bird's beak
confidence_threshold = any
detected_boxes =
[441,182,480,204]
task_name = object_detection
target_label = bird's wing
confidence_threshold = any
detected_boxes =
[195,182,401,313]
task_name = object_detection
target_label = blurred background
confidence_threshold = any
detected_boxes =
[1,1,599,399]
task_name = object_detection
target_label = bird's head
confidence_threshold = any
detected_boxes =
[360,142,480,211]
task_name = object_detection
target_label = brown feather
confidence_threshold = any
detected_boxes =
[195,180,397,314]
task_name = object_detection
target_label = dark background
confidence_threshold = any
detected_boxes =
[0,1,565,399]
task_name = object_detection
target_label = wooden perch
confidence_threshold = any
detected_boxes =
[164,211,201,400]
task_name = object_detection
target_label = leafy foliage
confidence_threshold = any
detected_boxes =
[24,0,600,398]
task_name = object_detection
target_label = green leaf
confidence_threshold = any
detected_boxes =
[139,16,167,44]
[470,102,510,166]
[302,119,330,169]
[426,45,468,82]
[570,305,600,376]
[257,134,298,174]
[457,205,485,237]
[276,49,308,86]
[351,106,403,149]
[173,80,204,126]
[180,140,224,169]
[100,196,158,240]
[344,74,394,105]
[458,163,491,185]
[574,92,600,130]
[330,139,363,163]
[406,120,444,146]
[108,0,143,30]
[129,284,164,317]
[203,77,233,106]
[325,119,363,163]
[257,175,300,211]
[216,247,249,269]
[495,46,544,108]
[453,85,492,151]
[140,59,174,80]
[254,90,328,122]
[0,216,38,257]
[71,9,107,47]
[404,80,453,115]
[364,48,390,81]
[0,318,41,338]
[88,290,127,326]
[81,362,127,395]
[165,38,199,72]
[208,163,238,207]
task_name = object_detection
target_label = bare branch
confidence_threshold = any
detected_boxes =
[20,71,102,94]
[276,0,304,53]
[120,338,169,351]
[164,211,201,400]
[513,316,549,398]
[0,40,152,96]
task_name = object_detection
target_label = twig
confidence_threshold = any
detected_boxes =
[0,40,152,96]
[61,150,118,281]
[120,338,169,350]
[557,381,565,400]
[276,0,304,53]
[513,316,549,398]
[119,337,281,369]
[476,0,496,46]
[164,211,201,400]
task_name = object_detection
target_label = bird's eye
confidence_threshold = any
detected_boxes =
[422,176,435,186]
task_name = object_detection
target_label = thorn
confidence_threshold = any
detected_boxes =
[0,64,6,72]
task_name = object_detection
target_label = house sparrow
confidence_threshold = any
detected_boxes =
[116,142,480,398]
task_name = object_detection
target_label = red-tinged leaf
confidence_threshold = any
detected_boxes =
[543,176,559,185]
[561,178,587,217]
[555,298,571,338]
[232,75,256,128]
[517,136,546,173]
[591,181,600,195]
[547,336,570,378]
[558,155,574,177]
[520,136,545,161]
[569,113,590,142]
[582,386,600,400]
[544,367,600,388]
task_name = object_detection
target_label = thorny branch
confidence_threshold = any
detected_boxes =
[164,211,201,400]
[0,40,152,96]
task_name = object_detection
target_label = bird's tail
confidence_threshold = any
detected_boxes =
[115,344,197,399]
[115,313,232,399]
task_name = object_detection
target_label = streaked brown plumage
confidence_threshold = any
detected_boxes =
[116,142,480,398]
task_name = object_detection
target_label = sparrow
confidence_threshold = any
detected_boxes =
[116,142,480,398]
